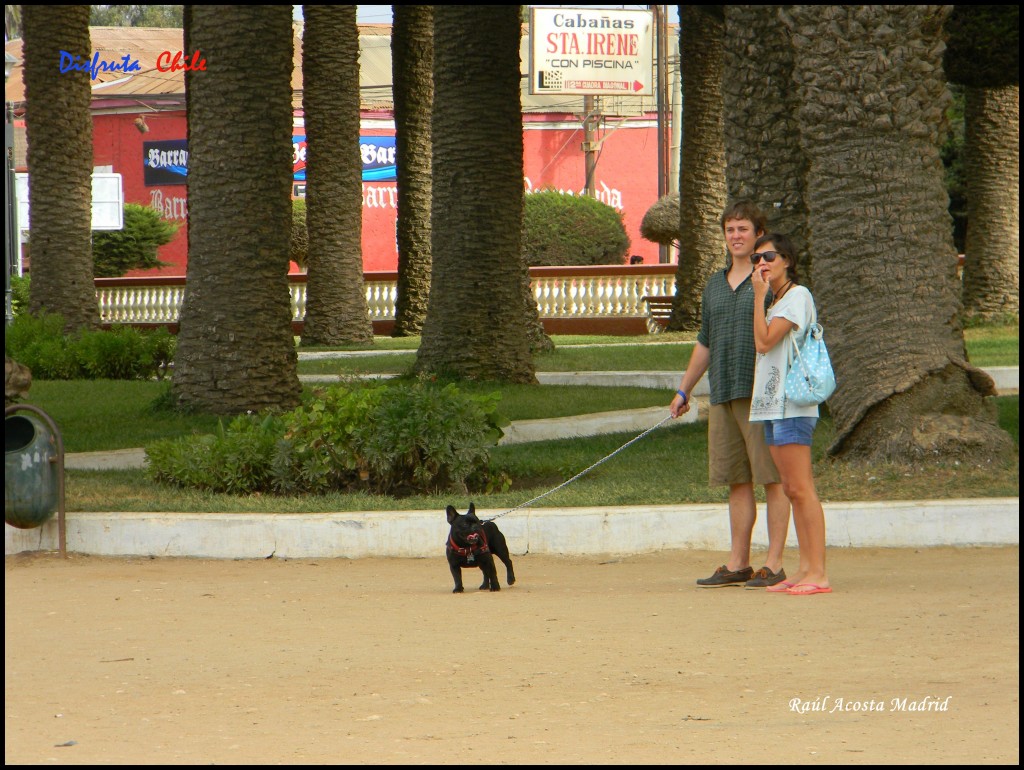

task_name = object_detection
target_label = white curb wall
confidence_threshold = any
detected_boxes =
[6,499,1018,559]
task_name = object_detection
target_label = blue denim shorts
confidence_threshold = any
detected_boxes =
[763,417,818,447]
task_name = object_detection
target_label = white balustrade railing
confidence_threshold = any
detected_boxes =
[95,267,678,326]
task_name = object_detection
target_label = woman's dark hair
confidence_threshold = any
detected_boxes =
[754,232,800,284]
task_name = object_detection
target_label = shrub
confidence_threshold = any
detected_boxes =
[75,324,176,380]
[3,311,176,380]
[147,413,284,494]
[3,312,80,379]
[92,203,179,277]
[10,275,30,317]
[147,381,509,497]
[522,189,630,266]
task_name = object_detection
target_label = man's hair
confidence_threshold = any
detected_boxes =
[720,200,767,234]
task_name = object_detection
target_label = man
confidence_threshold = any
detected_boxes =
[669,200,790,588]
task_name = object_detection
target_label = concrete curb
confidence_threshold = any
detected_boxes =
[6,498,1018,559]
[499,405,696,444]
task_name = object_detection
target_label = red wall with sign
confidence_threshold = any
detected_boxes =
[92,111,191,276]
[90,111,664,277]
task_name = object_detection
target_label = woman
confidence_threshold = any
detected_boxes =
[748,233,831,595]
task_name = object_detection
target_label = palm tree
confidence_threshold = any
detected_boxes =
[300,5,373,346]
[667,5,726,332]
[783,5,1013,463]
[415,6,538,382]
[22,5,98,332]
[171,5,300,414]
[722,5,810,282]
[391,5,434,337]
[945,5,1019,320]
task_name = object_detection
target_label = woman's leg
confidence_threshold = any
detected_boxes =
[768,443,828,589]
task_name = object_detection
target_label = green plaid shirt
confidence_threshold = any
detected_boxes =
[696,268,768,406]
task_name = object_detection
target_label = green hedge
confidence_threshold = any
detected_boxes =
[523,190,630,266]
[4,311,175,381]
[146,381,510,497]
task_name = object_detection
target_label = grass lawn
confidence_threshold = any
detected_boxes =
[13,324,1019,513]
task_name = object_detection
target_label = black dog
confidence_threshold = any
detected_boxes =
[445,503,516,593]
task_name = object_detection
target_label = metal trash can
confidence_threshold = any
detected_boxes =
[5,409,62,530]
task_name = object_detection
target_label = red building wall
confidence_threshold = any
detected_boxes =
[93,111,663,277]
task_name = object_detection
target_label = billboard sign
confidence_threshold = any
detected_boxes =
[143,139,189,187]
[529,7,654,95]
[292,135,397,182]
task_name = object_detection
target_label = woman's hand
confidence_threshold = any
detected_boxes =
[751,264,770,298]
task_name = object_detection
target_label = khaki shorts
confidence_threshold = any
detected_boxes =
[708,398,780,486]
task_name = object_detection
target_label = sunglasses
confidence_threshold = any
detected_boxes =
[750,251,783,265]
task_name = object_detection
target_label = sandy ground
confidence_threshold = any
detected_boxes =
[4,546,1019,765]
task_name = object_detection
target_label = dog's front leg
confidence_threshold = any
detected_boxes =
[448,557,465,593]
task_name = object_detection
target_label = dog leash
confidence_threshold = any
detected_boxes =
[482,414,675,522]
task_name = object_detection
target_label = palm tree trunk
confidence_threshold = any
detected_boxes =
[300,5,373,346]
[391,5,434,337]
[784,5,1012,463]
[172,5,300,414]
[22,5,98,332]
[961,84,1019,320]
[415,6,537,383]
[667,5,725,332]
[723,5,810,282]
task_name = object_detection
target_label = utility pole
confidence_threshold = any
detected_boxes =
[5,52,19,325]
[655,5,670,262]
[582,94,599,198]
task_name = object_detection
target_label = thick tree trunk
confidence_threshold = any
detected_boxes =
[415,6,537,383]
[391,5,434,337]
[723,5,810,283]
[667,5,726,332]
[173,6,300,414]
[22,5,98,332]
[300,5,373,346]
[961,84,1019,320]
[784,5,1012,464]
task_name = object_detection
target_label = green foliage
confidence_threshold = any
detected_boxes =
[291,198,308,269]
[146,381,509,497]
[10,275,31,317]
[4,313,80,380]
[75,324,175,379]
[944,5,1019,88]
[92,204,179,277]
[89,5,183,28]
[147,413,285,494]
[522,190,630,266]
[4,311,176,380]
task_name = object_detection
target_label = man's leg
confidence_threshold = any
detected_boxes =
[727,481,756,571]
[738,402,788,576]
[698,401,756,586]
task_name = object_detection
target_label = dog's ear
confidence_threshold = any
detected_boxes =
[468,502,475,515]
[446,505,458,523]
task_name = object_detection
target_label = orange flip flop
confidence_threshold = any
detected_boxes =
[766,581,795,593]
[786,583,832,595]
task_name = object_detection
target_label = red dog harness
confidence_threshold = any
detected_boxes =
[448,531,490,562]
